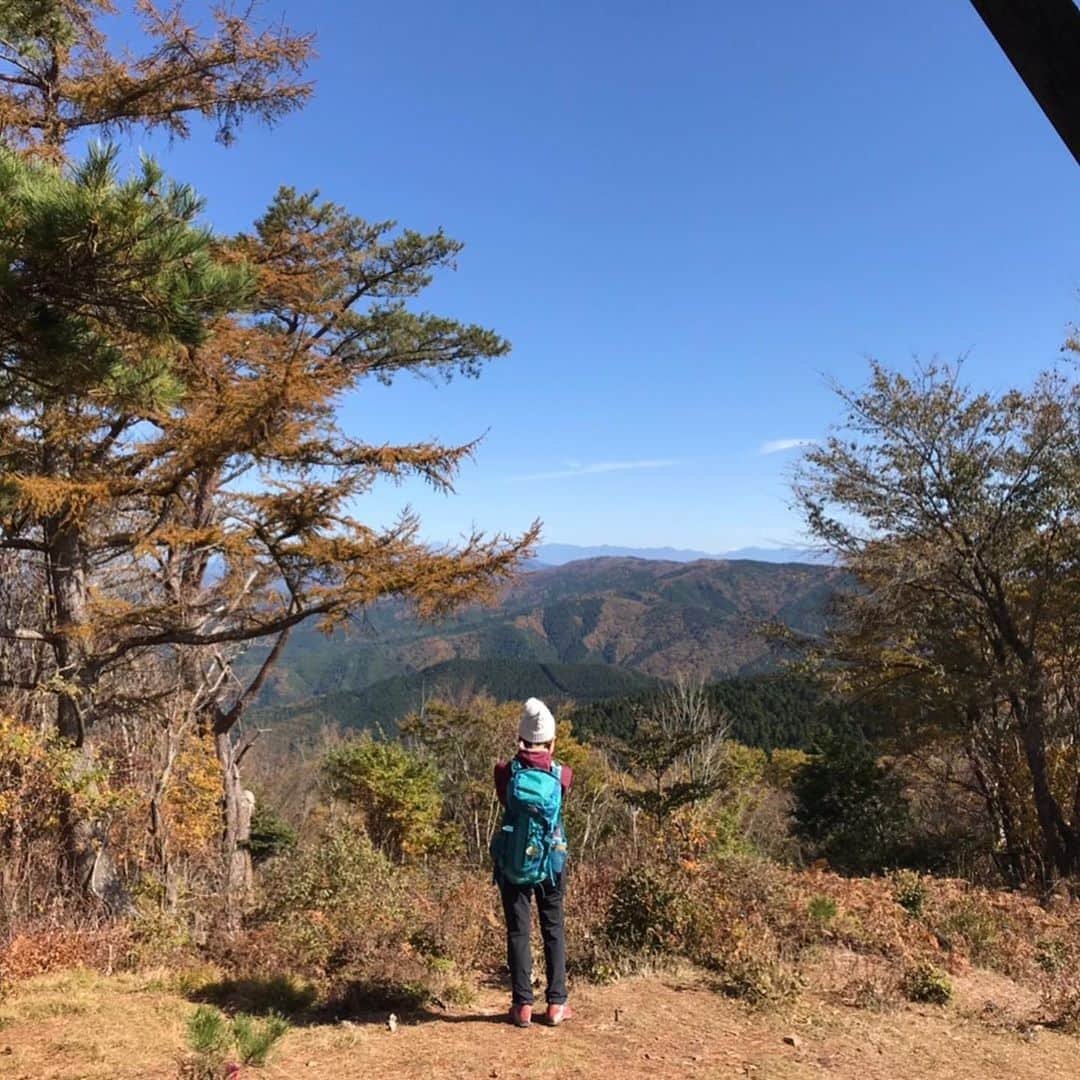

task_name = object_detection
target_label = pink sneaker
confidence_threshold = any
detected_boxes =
[509,1003,532,1027]
[545,1003,573,1026]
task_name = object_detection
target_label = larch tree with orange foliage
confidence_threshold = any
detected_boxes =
[0,2,538,919]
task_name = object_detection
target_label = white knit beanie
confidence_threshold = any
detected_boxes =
[519,697,556,744]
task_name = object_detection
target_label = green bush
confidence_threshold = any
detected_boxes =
[232,1012,290,1066]
[254,826,409,974]
[792,732,911,875]
[322,735,447,860]
[251,828,493,1013]
[933,897,1003,966]
[903,963,952,1005]
[186,1005,229,1056]
[890,870,928,917]
[247,804,297,864]
[807,895,838,927]
[713,945,803,1007]
[1035,938,1070,975]
[183,1005,289,1073]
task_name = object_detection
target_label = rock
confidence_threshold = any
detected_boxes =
[782,1034,801,1048]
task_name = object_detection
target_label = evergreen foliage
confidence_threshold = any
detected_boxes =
[569,673,859,751]
[247,803,297,865]
[791,731,911,875]
[0,0,535,910]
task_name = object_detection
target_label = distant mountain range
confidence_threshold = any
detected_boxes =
[245,556,839,737]
[533,543,827,565]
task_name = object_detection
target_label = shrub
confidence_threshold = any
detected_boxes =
[688,902,804,1006]
[247,804,297,864]
[763,748,811,789]
[187,1005,230,1056]
[807,895,838,927]
[932,896,1004,966]
[0,714,133,928]
[564,861,629,983]
[713,944,802,1007]
[249,827,492,1012]
[903,963,952,1005]
[128,889,193,968]
[252,826,410,975]
[443,979,476,1007]
[322,735,447,861]
[792,732,911,875]
[603,866,683,959]
[838,972,901,1011]
[232,1012,290,1066]
[890,870,928,918]
[1043,970,1080,1035]
[183,1005,289,1074]
[409,869,503,975]
[1035,938,1069,975]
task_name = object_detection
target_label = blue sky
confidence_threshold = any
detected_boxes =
[125,1,1080,552]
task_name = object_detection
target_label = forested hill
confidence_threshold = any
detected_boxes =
[244,556,838,735]
[249,658,662,740]
[567,673,861,752]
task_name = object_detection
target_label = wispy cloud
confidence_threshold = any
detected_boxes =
[518,459,678,481]
[759,438,815,456]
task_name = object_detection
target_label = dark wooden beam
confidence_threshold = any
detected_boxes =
[968,0,1080,167]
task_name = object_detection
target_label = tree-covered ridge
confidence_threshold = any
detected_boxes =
[248,657,661,742]
[567,672,861,752]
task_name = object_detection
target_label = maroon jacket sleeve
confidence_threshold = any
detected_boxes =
[559,763,573,797]
[494,760,510,807]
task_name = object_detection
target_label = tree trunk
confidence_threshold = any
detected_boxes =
[1015,684,1077,880]
[215,728,254,935]
[57,763,126,913]
[966,734,1027,887]
[45,513,128,912]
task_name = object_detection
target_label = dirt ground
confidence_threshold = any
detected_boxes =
[1,964,1078,1079]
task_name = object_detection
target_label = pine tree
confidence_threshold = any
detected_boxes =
[0,4,537,914]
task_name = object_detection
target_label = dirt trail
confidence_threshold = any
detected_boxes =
[1,969,1078,1079]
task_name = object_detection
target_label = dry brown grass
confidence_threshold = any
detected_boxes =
[0,925,133,984]
[1,963,1079,1079]
[3,863,1078,1077]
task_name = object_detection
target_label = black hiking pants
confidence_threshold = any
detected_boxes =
[498,873,567,1006]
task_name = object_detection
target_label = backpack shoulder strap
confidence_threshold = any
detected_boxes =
[550,762,562,782]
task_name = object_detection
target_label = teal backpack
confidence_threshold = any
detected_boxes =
[492,760,568,886]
